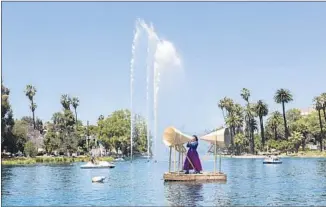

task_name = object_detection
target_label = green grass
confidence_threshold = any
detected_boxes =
[1,156,114,166]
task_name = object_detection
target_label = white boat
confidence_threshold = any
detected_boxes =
[80,161,115,169]
[115,158,124,161]
[263,156,282,164]
[92,176,106,183]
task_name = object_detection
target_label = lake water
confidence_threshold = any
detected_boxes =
[2,157,326,206]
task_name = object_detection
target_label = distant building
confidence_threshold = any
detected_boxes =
[300,107,315,116]
[306,144,318,150]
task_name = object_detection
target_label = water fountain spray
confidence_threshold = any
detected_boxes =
[130,19,181,162]
[130,19,141,162]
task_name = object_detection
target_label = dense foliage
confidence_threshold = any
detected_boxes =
[218,88,326,155]
[1,83,151,157]
[1,82,325,157]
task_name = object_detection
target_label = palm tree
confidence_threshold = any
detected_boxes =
[289,131,303,153]
[269,111,282,140]
[224,98,234,115]
[219,97,235,153]
[61,94,71,110]
[226,113,240,153]
[98,115,105,138]
[98,115,105,121]
[218,97,234,120]
[248,117,258,154]
[240,88,255,152]
[291,119,309,150]
[314,96,324,151]
[255,100,269,149]
[71,97,79,126]
[234,133,245,155]
[240,88,250,103]
[233,103,244,131]
[52,112,64,132]
[218,98,227,123]
[240,89,250,126]
[274,88,293,139]
[321,92,326,122]
[226,103,243,154]
[25,85,37,129]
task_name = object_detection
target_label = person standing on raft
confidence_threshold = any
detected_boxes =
[183,135,203,174]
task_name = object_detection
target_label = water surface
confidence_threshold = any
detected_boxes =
[2,157,326,206]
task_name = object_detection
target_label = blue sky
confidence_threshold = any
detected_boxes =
[2,2,326,138]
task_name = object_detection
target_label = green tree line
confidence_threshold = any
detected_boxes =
[2,83,325,157]
[1,83,151,157]
[219,88,326,155]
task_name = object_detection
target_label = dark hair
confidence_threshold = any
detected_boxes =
[193,135,198,141]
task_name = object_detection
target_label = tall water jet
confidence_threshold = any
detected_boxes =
[129,18,181,161]
[130,19,141,162]
[144,22,156,159]
[153,63,160,161]
[146,33,151,159]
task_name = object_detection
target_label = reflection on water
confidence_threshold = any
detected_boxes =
[164,182,204,206]
[317,159,326,176]
[2,158,326,206]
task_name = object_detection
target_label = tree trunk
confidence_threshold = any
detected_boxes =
[230,126,234,154]
[323,107,326,123]
[74,108,78,127]
[250,126,255,154]
[318,110,324,151]
[302,135,306,151]
[294,144,298,153]
[259,116,265,150]
[246,119,250,141]
[31,99,36,129]
[221,109,226,123]
[274,127,278,140]
[282,101,289,139]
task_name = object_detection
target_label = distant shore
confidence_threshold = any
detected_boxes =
[2,151,325,166]
[201,151,326,159]
[1,156,114,165]
[221,151,326,159]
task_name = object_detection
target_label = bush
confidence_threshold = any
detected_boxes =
[24,141,38,157]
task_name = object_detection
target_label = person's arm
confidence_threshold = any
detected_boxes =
[189,141,198,149]
[186,142,190,148]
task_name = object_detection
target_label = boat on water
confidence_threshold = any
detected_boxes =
[114,158,124,161]
[263,156,282,164]
[92,176,106,183]
[80,161,115,169]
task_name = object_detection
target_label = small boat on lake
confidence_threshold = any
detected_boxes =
[114,157,124,161]
[263,156,282,164]
[80,161,115,169]
[92,176,106,183]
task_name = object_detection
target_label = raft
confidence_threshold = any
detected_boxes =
[162,127,228,183]
[163,172,227,182]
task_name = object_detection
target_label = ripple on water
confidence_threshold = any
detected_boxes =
[2,158,326,206]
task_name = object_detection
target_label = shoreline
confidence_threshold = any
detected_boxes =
[222,155,326,159]
[2,152,325,166]
[221,153,326,159]
[1,156,114,166]
[202,151,326,159]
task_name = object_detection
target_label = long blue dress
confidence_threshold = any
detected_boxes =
[183,141,203,172]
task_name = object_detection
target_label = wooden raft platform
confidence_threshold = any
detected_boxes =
[163,172,227,182]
